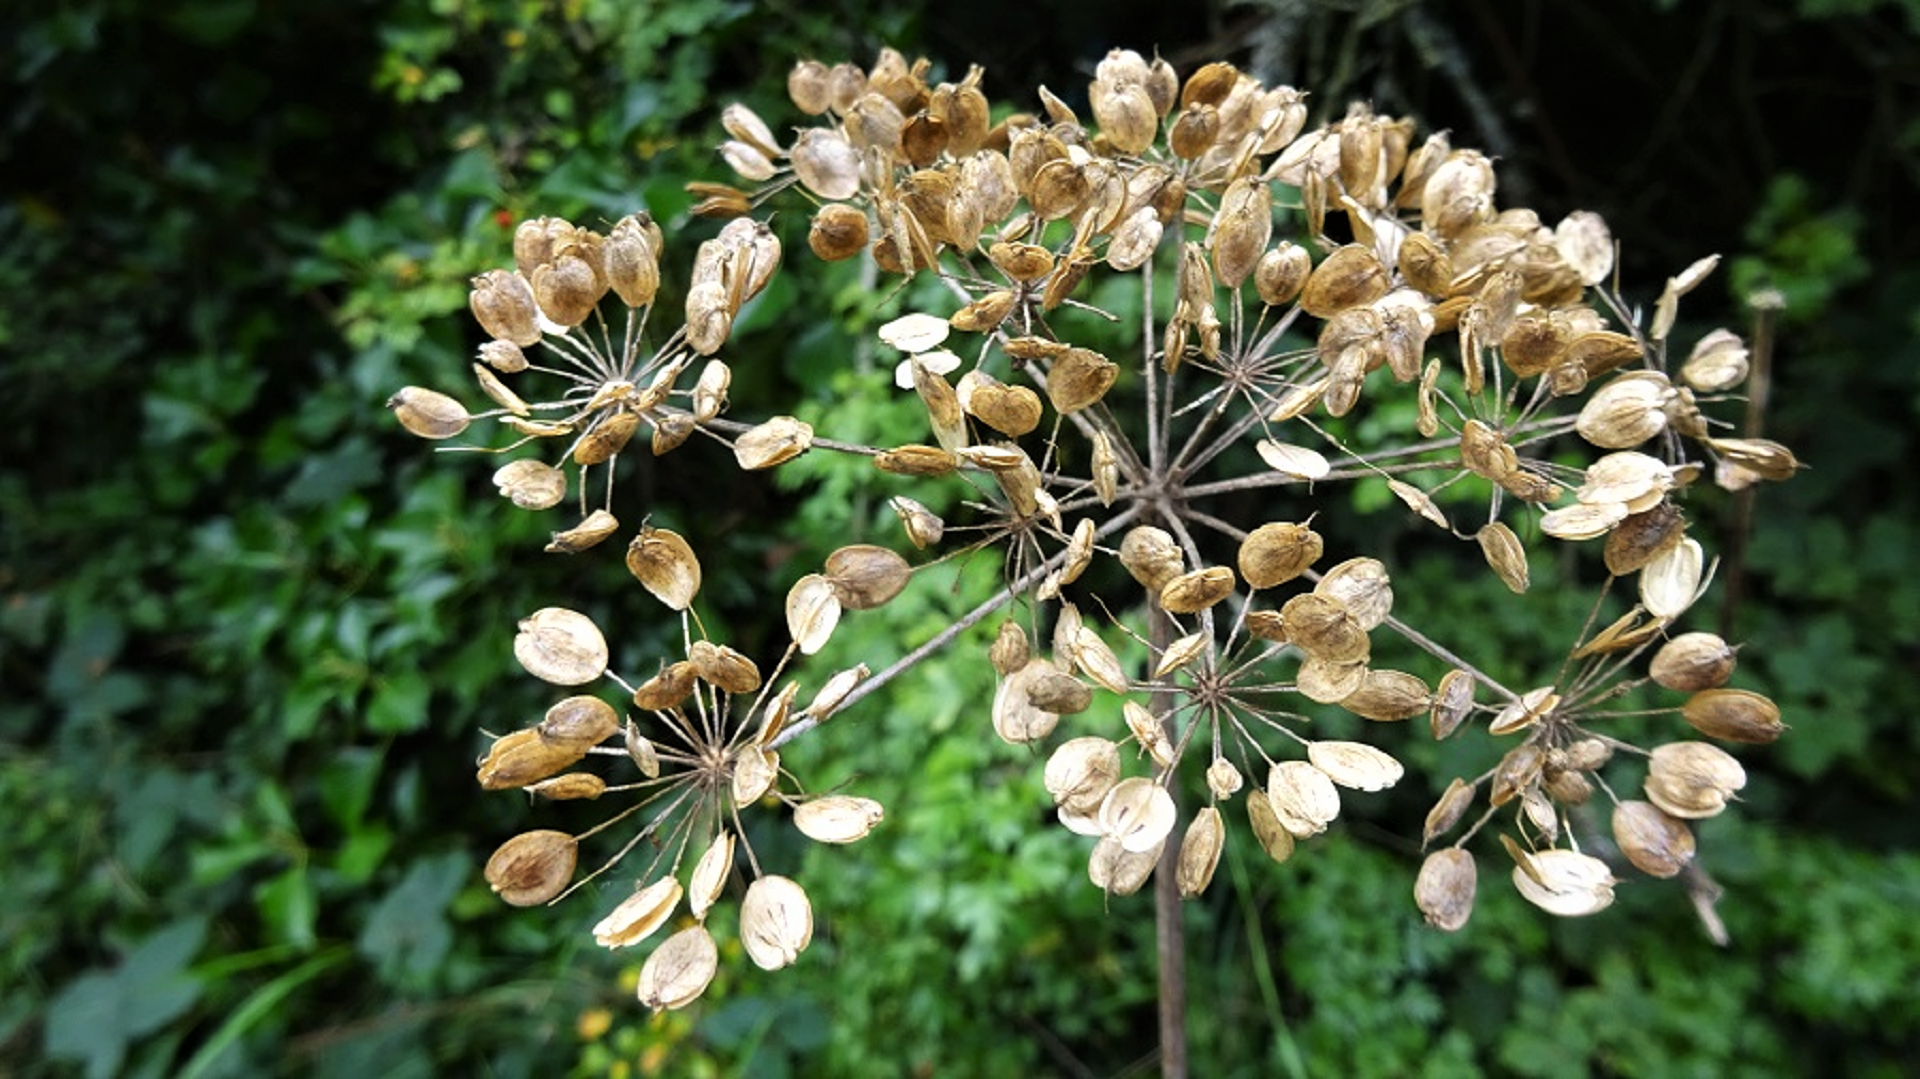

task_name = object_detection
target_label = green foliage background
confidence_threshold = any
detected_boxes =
[3,0,1917,1075]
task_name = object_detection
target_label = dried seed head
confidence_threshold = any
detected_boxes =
[1178,807,1227,899]
[389,386,472,440]
[1681,687,1782,744]
[485,829,578,907]
[514,607,608,685]
[989,618,1031,677]
[593,877,683,949]
[637,925,718,1012]
[1415,848,1477,931]
[1612,800,1696,879]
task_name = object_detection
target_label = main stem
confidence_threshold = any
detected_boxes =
[1150,601,1189,1079]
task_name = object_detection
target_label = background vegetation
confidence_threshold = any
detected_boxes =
[4,0,1917,1075]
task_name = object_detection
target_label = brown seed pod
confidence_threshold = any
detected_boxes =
[1247,788,1297,865]
[1254,241,1312,306]
[514,607,609,686]
[388,387,472,440]
[1237,522,1323,589]
[528,772,607,801]
[785,574,842,656]
[690,639,762,696]
[637,925,718,1012]
[1119,526,1184,591]
[626,526,702,611]
[1682,687,1782,744]
[572,410,639,466]
[485,829,578,907]
[545,509,620,554]
[631,661,697,711]
[1210,176,1272,288]
[1604,501,1687,576]
[874,444,959,476]
[990,619,1030,677]
[1476,522,1530,594]
[791,129,861,200]
[539,694,619,748]
[1300,244,1390,317]
[1177,807,1227,899]
[1415,848,1477,931]
[1489,742,1545,807]
[825,544,912,610]
[1160,566,1237,613]
[1650,633,1738,692]
[1339,669,1431,721]
[469,269,543,347]
[1027,670,1093,714]
[964,379,1044,437]
[733,415,814,470]
[808,203,870,261]
[1564,330,1646,380]
[993,657,1065,743]
[1397,231,1454,298]
[1314,557,1394,629]
[1280,593,1370,665]
[477,728,584,791]
[1645,741,1746,819]
[740,876,814,971]
[1612,800,1696,879]
[1423,778,1477,846]
[594,877,683,950]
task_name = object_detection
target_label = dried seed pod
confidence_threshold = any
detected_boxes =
[492,459,566,509]
[1064,619,1129,695]
[1540,501,1630,542]
[733,415,814,470]
[1388,479,1451,531]
[1100,776,1178,853]
[1477,522,1530,593]
[1415,848,1477,931]
[388,387,472,440]
[1088,835,1162,896]
[1423,778,1476,846]
[485,829,577,907]
[993,658,1064,743]
[1650,633,1738,692]
[1612,800,1696,879]
[1640,537,1705,619]
[624,721,660,779]
[791,129,860,200]
[1489,686,1559,737]
[1177,807,1226,899]
[1160,566,1237,614]
[989,619,1030,677]
[1027,670,1093,714]
[794,796,885,845]
[1314,557,1393,629]
[1421,150,1496,239]
[626,526,702,610]
[1459,419,1519,481]
[1645,741,1747,819]
[1300,243,1390,317]
[1210,176,1272,288]
[1124,701,1176,770]
[798,663,866,722]
[1681,328,1750,392]
[545,509,619,554]
[1307,741,1404,791]
[730,745,778,807]
[1255,439,1332,482]
[1430,669,1476,739]
[1706,436,1804,483]
[1553,210,1614,286]
[593,877,683,948]
[527,773,604,800]
[539,695,619,748]
[822,544,911,610]
[1508,846,1617,917]
[964,379,1044,437]
[1268,760,1342,838]
[637,925,718,1011]
[530,253,603,328]
[785,573,842,656]
[1578,371,1675,449]
[691,640,762,695]
[1107,206,1164,271]
[1205,757,1244,800]
[888,495,945,550]
[688,833,734,920]
[478,338,528,373]
[1047,347,1119,413]
[514,607,608,685]
[788,59,833,114]
[1279,593,1369,665]
[1682,687,1782,744]
[477,728,582,791]
[1297,657,1367,704]
[1254,241,1312,305]
[1542,766,1593,806]
[1247,788,1297,864]
[469,269,543,346]
[1605,502,1687,576]
[1120,526,1184,591]
[631,661,696,711]
[1047,736,1123,814]
[1339,669,1431,722]
[1238,522,1323,589]
[875,444,958,476]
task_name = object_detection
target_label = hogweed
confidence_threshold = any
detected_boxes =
[392,46,1799,1016]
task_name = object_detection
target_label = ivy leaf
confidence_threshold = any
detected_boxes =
[44,917,208,1079]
